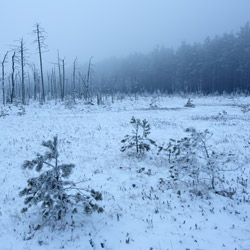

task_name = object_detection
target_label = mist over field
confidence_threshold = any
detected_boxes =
[1,0,249,62]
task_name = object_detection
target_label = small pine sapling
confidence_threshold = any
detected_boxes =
[0,108,9,118]
[17,106,26,116]
[121,116,156,155]
[19,136,103,230]
[158,128,222,194]
[184,98,195,108]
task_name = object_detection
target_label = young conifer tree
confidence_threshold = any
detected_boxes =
[19,136,103,228]
[121,116,156,154]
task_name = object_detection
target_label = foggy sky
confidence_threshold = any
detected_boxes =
[1,0,250,66]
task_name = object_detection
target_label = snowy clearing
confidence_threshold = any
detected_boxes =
[0,95,250,250]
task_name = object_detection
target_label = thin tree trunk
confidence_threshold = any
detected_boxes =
[33,70,37,101]
[87,57,94,101]
[1,52,8,105]
[36,24,45,103]
[10,52,15,103]
[52,68,57,101]
[20,39,25,105]
[62,59,65,101]
[28,73,31,100]
[72,58,77,102]
[57,51,63,101]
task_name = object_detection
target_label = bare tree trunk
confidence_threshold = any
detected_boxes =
[31,64,38,101]
[50,69,54,99]
[38,75,41,102]
[27,73,31,101]
[8,76,11,101]
[35,23,45,103]
[34,72,37,101]
[62,58,65,101]
[72,58,77,102]
[52,67,57,101]
[15,73,20,100]
[78,73,81,99]
[57,51,63,101]
[20,39,25,105]
[87,58,91,101]
[46,72,49,99]
[10,52,15,103]
[79,72,88,100]
[111,76,117,104]
[1,51,8,105]
[86,57,94,101]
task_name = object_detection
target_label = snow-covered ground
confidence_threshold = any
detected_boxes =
[0,95,250,250]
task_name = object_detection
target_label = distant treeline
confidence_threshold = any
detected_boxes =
[96,22,250,94]
[1,23,250,106]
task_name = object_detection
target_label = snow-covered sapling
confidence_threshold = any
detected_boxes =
[0,109,9,118]
[19,136,103,228]
[184,98,195,108]
[121,116,156,154]
[17,105,26,116]
[158,128,221,193]
[240,104,250,113]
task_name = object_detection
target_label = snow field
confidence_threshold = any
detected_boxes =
[0,95,250,250]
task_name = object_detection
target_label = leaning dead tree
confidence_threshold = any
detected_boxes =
[1,51,8,105]
[32,23,47,104]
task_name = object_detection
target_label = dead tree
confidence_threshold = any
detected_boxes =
[131,76,138,100]
[56,51,65,101]
[49,69,54,100]
[10,52,15,103]
[11,39,27,103]
[110,76,117,103]
[27,73,31,100]
[20,39,26,105]
[31,64,38,101]
[78,71,81,99]
[86,57,95,101]
[32,23,47,104]
[47,72,51,99]
[7,76,11,101]
[72,58,77,102]
[52,67,57,101]
[79,72,89,100]
[15,72,20,100]
[1,51,8,105]
[57,51,62,98]
[62,58,65,101]
[37,75,41,102]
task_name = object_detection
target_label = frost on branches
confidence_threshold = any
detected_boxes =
[158,128,233,196]
[19,136,103,230]
[121,116,156,155]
